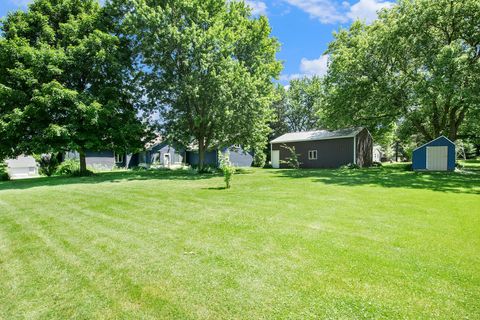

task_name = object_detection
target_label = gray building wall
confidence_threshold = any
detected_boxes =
[66,151,136,170]
[186,146,253,168]
[148,144,185,166]
[272,138,355,168]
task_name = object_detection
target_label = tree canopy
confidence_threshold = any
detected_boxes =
[0,0,148,171]
[124,0,282,169]
[274,77,323,136]
[324,0,480,142]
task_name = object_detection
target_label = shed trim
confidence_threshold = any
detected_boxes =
[413,135,455,152]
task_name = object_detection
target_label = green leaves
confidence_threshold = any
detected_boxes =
[324,0,480,143]
[0,0,148,165]
[126,0,281,168]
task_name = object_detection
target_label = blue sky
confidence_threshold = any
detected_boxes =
[0,0,394,85]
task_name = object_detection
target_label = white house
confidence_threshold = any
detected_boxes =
[6,156,38,179]
[373,145,383,163]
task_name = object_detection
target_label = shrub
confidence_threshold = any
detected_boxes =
[218,151,235,189]
[340,163,360,170]
[56,159,80,176]
[253,150,266,168]
[372,161,383,167]
[0,162,10,181]
[35,153,59,176]
[281,144,301,169]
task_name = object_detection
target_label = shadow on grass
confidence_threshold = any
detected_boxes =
[203,186,228,190]
[273,164,480,195]
[0,169,220,191]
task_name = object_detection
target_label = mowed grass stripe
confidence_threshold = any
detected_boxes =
[0,164,479,318]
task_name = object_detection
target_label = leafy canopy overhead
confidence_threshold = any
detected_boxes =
[124,0,282,168]
[0,0,148,168]
[324,0,480,142]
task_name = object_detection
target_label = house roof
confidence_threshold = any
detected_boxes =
[270,127,364,144]
[6,156,37,168]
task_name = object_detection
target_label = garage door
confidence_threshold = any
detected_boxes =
[426,146,448,171]
[271,150,280,169]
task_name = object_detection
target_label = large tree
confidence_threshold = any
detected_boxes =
[125,0,282,169]
[324,0,480,142]
[0,0,147,172]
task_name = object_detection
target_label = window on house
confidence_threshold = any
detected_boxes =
[115,153,124,163]
[308,150,318,160]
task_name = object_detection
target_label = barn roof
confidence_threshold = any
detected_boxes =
[270,127,364,144]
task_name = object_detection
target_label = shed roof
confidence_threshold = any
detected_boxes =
[270,127,364,144]
[413,136,455,152]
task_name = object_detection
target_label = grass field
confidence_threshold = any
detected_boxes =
[0,163,479,319]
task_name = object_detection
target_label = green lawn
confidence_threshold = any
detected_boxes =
[0,163,479,319]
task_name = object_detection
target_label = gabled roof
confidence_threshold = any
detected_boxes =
[413,136,455,152]
[270,127,364,144]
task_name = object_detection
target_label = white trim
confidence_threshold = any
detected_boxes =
[308,150,318,160]
[271,134,358,144]
[413,136,455,152]
[353,136,357,165]
[270,128,364,144]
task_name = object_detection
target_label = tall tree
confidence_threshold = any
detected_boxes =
[125,0,282,169]
[269,77,323,141]
[0,0,147,172]
[324,0,480,142]
[284,76,323,132]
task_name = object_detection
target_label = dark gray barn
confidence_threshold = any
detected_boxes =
[270,127,373,169]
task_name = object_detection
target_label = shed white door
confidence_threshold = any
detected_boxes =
[271,150,280,169]
[426,146,448,171]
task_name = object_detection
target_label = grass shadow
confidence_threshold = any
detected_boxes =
[203,186,228,190]
[273,163,480,195]
[0,169,220,192]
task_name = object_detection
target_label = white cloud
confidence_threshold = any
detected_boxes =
[283,0,347,24]
[279,74,304,82]
[346,0,394,24]
[280,54,329,84]
[245,1,268,16]
[300,54,329,77]
[283,0,394,24]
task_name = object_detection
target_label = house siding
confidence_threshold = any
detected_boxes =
[186,151,218,167]
[66,151,137,170]
[272,138,355,168]
[356,128,373,167]
[186,147,253,168]
[148,144,185,166]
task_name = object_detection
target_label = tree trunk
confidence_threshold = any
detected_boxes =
[79,150,87,173]
[198,138,205,172]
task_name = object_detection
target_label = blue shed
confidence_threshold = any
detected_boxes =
[412,136,456,171]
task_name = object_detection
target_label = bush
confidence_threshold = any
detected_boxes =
[253,150,266,168]
[218,151,235,189]
[372,161,383,167]
[340,163,361,170]
[35,153,59,176]
[56,159,80,176]
[0,162,10,181]
[281,144,301,169]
